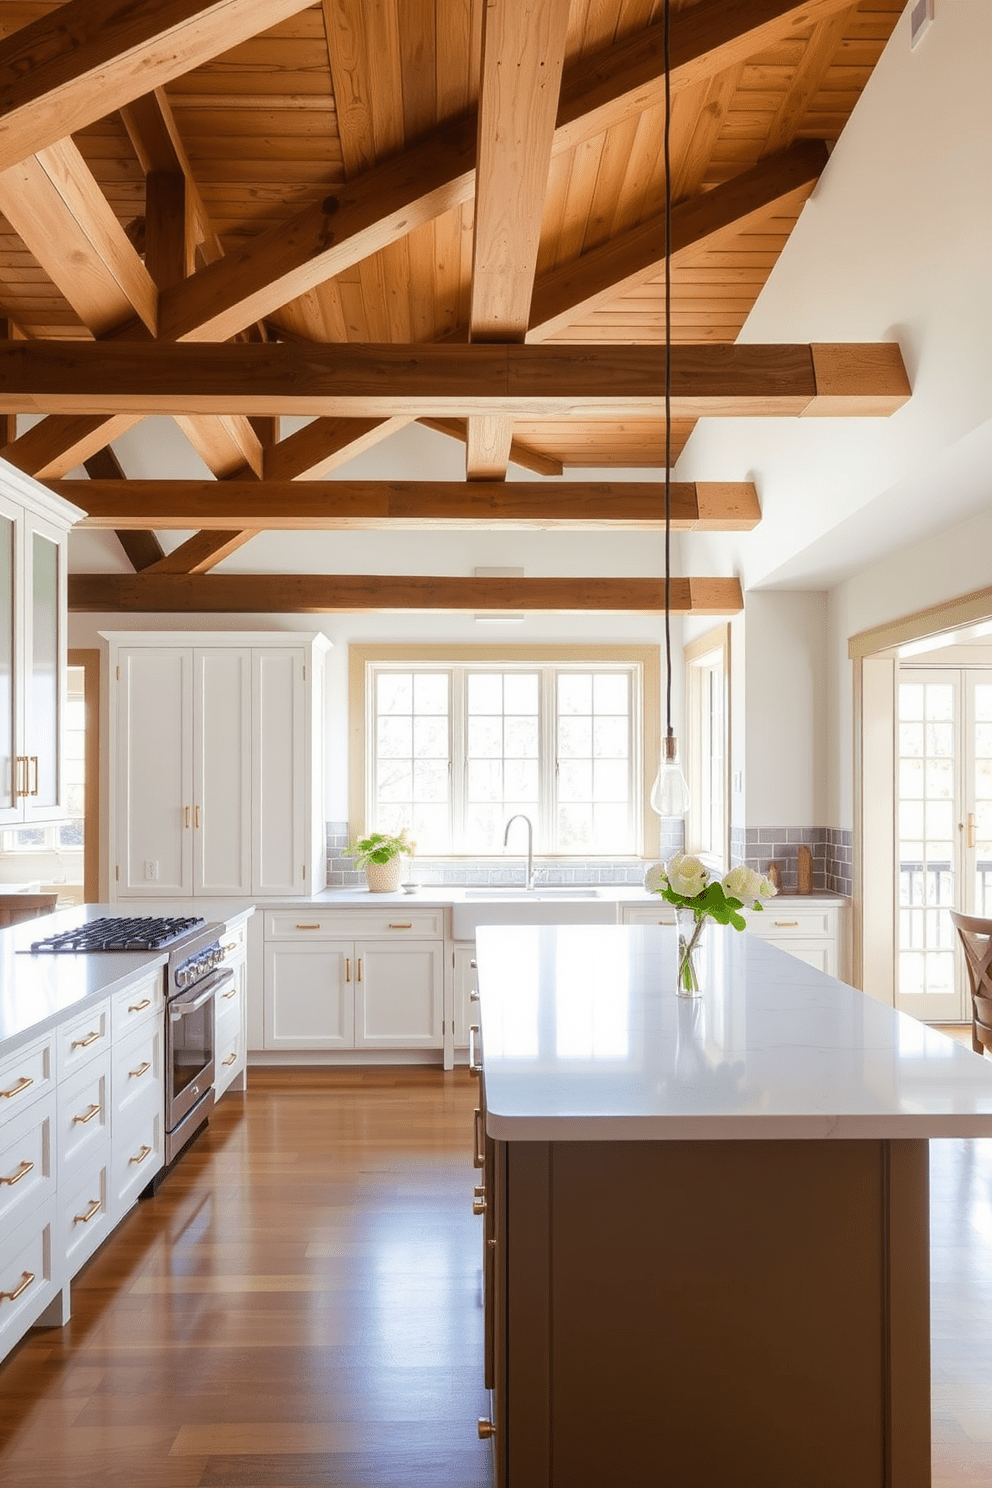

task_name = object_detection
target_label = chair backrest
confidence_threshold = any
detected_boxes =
[950,910,992,1055]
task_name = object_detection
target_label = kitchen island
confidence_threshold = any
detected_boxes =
[473,923,992,1488]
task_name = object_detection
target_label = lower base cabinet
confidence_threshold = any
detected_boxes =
[0,966,166,1364]
[262,911,444,1052]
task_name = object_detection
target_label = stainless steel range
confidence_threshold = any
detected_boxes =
[28,914,234,1177]
[163,921,233,1167]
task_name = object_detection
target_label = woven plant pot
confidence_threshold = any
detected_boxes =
[365,857,403,893]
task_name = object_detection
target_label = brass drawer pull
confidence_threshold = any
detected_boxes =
[129,1145,153,1166]
[478,1419,496,1440]
[222,1052,237,1067]
[357,958,362,982]
[388,922,413,930]
[468,1025,482,1077]
[0,1271,35,1303]
[128,998,151,1013]
[129,1061,151,1079]
[0,1160,34,1187]
[223,941,237,952]
[296,923,321,930]
[185,805,190,829]
[29,755,39,796]
[472,1196,486,1216]
[72,1102,102,1125]
[473,1107,485,1169]
[223,986,238,1000]
[14,754,29,797]
[345,957,351,982]
[71,1030,101,1050]
[1,1075,33,1100]
[194,804,201,828]
[73,1198,102,1226]
[773,920,800,928]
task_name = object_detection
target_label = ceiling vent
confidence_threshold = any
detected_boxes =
[910,0,934,49]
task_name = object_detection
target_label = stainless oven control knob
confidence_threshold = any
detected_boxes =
[176,968,188,987]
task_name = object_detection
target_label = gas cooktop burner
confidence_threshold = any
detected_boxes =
[29,916,205,953]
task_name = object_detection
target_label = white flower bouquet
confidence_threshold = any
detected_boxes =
[645,852,777,994]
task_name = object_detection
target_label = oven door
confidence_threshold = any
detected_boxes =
[166,967,231,1130]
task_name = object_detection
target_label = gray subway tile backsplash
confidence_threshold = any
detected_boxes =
[324,820,852,897]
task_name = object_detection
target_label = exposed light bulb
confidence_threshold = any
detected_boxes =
[650,733,690,819]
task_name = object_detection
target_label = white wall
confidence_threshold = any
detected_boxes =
[676,0,992,593]
[743,592,827,828]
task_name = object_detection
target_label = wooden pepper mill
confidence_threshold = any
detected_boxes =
[797,844,813,895]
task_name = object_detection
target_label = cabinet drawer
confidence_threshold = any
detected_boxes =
[0,1197,58,1356]
[57,1000,111,1080]
[265,908,444,940]
[0,1090,55,1236]
[746,908,836,939]
[621,904,676,925]
[215,1022,244,1099]
[0,1034,54,1114]
[112,1019,163,1122]
[219,919,248,959]
[111,972,163,1037]
[111,1091,163,1215]
[61,1153,112,1276]
[58,1055,111,1174]
[215,976,243,1030]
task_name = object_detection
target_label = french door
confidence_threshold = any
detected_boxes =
[896,668,992,1020]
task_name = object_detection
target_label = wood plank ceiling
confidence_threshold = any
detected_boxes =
[0,0,906,613]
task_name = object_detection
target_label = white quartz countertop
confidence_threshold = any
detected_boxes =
[475,923,992,1142]
[0,904,252,1059]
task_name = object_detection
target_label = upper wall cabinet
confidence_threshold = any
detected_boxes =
[0,470,83,827]
[101,632,330,899]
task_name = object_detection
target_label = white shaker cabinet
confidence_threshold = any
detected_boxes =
[102,632,329,900]
[0,473,83,827]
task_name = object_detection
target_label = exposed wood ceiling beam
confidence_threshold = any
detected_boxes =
[60,479,761,531]
[0,139,158,337]
[139,529,257,574]
[0,342,910,418]
[418,420,564,477]
[554,0,856,155]
[120,87,224,268]
[466,0,570,479]
[68,573,744,616]
[81,445,166,572]
[154,1,847,347]
[528,139,829,342]
[0,0,314,174]
[263,416,411,481]
[2,413,145,480]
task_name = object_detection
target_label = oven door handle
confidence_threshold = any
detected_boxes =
[171,970,232,1019]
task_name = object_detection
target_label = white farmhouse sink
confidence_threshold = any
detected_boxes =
[463,887,600,899]
[451,888,616,939]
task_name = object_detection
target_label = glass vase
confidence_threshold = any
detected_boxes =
[674,905,707,997]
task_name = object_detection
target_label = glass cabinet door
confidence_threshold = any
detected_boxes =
[0,504,16,821]
[22,514,66,822]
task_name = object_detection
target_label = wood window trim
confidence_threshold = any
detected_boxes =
[348,643,661,858]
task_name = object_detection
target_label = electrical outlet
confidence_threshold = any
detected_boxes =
[144,860,159,881]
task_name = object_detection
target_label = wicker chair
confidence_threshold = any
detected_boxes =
[950,911,992,1057]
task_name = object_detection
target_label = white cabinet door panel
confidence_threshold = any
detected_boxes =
[118,647,192,896]
[355,942,443,1049]
[253,648,306,896]
[264,943,354,1048]
[194,648,251,895]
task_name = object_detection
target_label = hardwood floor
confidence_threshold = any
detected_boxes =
[0,1070,491,1487]
[1,1068,991,1486]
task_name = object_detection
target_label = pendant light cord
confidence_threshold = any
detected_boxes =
[663,0,673,741]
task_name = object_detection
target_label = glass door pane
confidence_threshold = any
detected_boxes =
[967,676,992,916]
[0,510,15,818]
[896,673,961,1020]
[27,529,60,810]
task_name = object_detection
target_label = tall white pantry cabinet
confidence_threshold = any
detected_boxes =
[100,632,330,900]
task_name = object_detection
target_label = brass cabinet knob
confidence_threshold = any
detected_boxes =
[477,1419,496,1440]
[473,1184,485,1198]
[472,1197,486,1216]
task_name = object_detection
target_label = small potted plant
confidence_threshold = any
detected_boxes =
[345,829,416,893]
